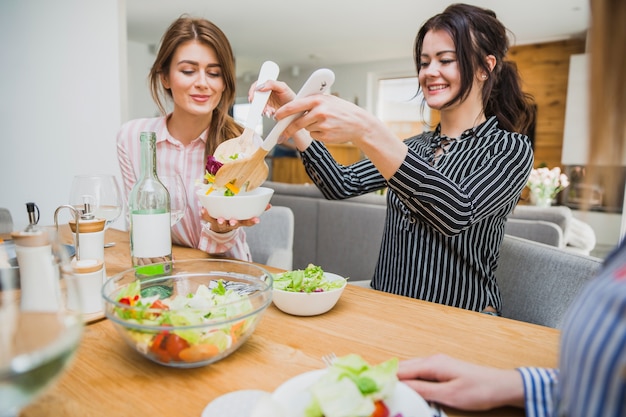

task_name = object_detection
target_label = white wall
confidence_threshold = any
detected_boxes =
[0,0,126,230]
[127,41,159,121]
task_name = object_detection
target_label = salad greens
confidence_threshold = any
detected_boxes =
[203,155,243,196]
[305,354,399,417]
[112,279,255,363]
[273,264,347,293]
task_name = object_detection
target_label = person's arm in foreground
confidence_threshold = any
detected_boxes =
[397,354,526,411]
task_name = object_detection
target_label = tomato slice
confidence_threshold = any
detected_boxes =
[149,331,171,363]
[371,400,389,417]
[150,299,168,310]
[164,333,190,361]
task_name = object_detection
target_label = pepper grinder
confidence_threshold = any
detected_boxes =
[68,197,106,264]
[55,197,106,283]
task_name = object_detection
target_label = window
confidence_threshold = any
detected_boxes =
[232,101,264,136]
[376,76,430,139]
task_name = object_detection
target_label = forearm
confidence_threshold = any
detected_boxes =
[353,121,407,179]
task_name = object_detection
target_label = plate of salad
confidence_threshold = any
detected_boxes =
[271,354,432,417]
[271,264,348,316]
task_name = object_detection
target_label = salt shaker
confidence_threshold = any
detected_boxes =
[11,228,60,312]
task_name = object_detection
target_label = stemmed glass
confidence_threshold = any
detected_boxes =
[0,229,84,416]
[159,175,187,226]
[69,174,123,245]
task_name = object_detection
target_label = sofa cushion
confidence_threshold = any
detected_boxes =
[496,235,602,328]
[316,200,386,280]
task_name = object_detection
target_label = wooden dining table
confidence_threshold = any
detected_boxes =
[20,227,560,417]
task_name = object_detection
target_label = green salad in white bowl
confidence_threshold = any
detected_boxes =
[271,264,348,316]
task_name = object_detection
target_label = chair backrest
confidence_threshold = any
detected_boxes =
[245,206,294,270]
[0,208,13,234]
[496,234,602,328]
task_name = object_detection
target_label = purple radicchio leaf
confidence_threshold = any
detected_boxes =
[205,155,223,175]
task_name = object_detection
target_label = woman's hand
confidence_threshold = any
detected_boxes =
[200,204,271,234]
[250,80,296,118]
[397,354,525,411]
[273,93,377,145]
[201,207,260,234]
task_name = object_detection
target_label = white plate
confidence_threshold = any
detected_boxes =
[272,369,432,417]
[201,390,270,417]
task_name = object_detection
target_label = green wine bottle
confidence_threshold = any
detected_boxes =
[128,131,172,277]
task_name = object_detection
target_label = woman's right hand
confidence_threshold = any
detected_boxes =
[397,354,525,411]
[248,80,296,118]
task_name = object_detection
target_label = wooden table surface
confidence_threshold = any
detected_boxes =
[20,227,560,417]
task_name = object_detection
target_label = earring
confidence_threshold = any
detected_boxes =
[482,74,488,80]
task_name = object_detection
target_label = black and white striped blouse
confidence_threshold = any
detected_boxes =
[300,116,534,312]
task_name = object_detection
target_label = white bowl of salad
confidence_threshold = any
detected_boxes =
[272,264,348,316]
[102,259,272,368]
[196,155,274,220]
[196,186,274,221]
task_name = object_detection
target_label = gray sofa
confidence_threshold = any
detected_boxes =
[264,180,603,327]
[264,181,386,281]
[505,205,596,254]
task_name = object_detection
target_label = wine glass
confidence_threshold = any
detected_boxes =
[69,174,123,228]
[0,229,84,416]
[159,175,187,226]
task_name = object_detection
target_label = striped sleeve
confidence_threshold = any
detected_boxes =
[389,127,533,236]
[517,367,558,417]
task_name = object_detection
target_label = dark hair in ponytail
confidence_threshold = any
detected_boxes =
[414,3,536,134]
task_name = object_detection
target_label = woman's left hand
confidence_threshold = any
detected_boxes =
[200,204,271,234]
[201,207,260,234]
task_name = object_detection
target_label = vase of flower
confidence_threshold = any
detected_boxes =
[526,166,570,207]
[529,192,554,207]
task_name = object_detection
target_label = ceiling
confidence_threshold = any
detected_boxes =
[126,0,589,78]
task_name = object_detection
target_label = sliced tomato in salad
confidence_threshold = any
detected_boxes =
[149,331,190,362]
[371,400,390,417]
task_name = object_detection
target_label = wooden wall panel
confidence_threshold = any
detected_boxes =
[508,38,586,169]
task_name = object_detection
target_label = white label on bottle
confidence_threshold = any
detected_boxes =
[131,213,171,257]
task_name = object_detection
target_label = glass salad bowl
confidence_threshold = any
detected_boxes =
[102,259,272,368]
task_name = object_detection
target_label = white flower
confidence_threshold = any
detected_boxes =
[526,167,569,201]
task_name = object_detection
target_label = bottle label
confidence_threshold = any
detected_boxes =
[131,212,171,257]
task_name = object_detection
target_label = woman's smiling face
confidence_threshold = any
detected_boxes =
[161,40,225,117]
[418,30,462,111]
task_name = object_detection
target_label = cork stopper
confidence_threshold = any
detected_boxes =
[69,217,106,234]
[11,229,49,247]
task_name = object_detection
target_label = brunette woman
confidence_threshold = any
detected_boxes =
[257,3,535,313]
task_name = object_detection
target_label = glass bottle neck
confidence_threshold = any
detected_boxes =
[139,132,158,179]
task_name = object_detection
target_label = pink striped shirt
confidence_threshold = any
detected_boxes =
[116,116,251,261]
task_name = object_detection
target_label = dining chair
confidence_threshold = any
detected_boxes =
[245,205,294,270]
[0,208,13,234]
[496,234,602,328]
